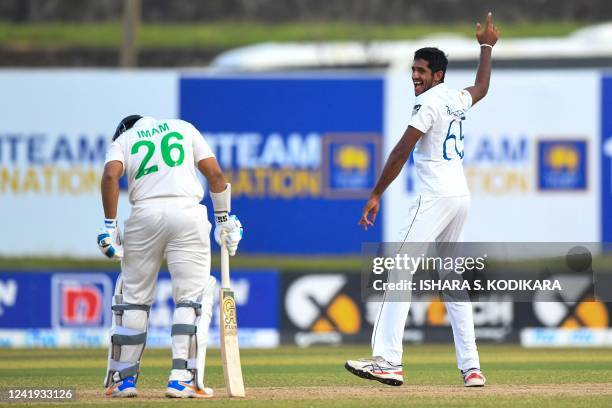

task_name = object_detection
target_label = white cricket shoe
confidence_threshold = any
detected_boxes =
[105,376,138,398]
[462,368,486,387]
[345,356,404,386]
[166,379,214,399]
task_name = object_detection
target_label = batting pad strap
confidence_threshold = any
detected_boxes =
[210,183,231,214]
[176,301,202,316]
[112,304,151,313]
[117,364,140,380]
[112,332,147,345]
[171,324,197,336]
[172,358,188,369]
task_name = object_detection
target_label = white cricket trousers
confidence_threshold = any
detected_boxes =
[371,194,480,371]
[120,197,212,306]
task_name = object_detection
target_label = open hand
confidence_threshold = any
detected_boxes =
[476,12,500,47]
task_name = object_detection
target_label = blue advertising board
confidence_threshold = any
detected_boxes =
[0,270,279,348]
[180,76,384,254]
[602,76,612,242]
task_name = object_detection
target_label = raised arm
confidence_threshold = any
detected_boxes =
[358,125,424,230]
[464,12,500,106]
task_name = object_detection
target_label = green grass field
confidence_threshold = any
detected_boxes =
[0,21,586,50]
[0,255,361,272]
[1,345,611,407]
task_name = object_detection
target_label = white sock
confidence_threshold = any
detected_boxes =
[169,369,193,382]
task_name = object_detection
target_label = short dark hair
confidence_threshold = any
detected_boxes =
[113,115,142,141]
[414,47,448,81]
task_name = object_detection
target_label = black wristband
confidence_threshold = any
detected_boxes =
[215,213,229,224]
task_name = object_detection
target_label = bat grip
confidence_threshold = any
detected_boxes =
[220,231,231,289]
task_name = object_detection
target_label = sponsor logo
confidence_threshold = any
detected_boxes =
[205,132,381,200]
[364,294,513,329]
[537,139,587,191]
[204,132,322,199]
[51,274,112,328]
[222,291,238,333]
[533,275,606,328]
[322,134,381,198]
[464,135,530,195]
[0,279,17,316]
[0,133,108,196]
[285,275,362,336]
[412,104,421,116]
[335,145,369,172]
[286,274,516,344]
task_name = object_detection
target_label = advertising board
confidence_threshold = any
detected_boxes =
[0,71,178,257]
[0,269,279,348]
[180,75,384,253]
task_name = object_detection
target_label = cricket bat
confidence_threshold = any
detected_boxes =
[219,238,246,397]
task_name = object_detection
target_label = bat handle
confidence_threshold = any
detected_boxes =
[220,231,231,289]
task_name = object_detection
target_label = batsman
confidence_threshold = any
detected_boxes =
[97,115,243,398]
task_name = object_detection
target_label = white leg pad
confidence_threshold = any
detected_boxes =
[170,276,216,390]
[104,276,150,387]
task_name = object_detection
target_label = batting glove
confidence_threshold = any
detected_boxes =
[97,218,123,260]
[214,214,243,256]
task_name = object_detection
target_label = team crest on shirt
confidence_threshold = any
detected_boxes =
[412,104,421,116]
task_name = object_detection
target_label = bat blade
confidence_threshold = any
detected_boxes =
[220,288,246,397]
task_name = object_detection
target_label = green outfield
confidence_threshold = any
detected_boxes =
[1,345,611,407]
[0,255,360,272]
[2,253,611,274]
[0,21,586,50]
